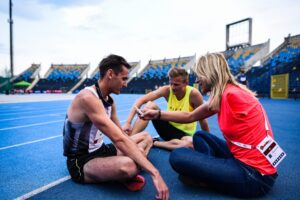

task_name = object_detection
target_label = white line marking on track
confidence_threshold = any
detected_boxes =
[0,120,64,131]
[0,107,67,116]
[0,135,62,151]
[14,176,71,200]
[0,119,128,150]
[9,118,132,199]
[0,113,65,121]
[4,98,166,199]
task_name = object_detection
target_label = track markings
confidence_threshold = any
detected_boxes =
[0,120,64,131]
[0,113,65,122]
[14,176,71,200]
[0,135,62,151]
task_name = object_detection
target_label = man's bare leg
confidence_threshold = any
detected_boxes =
[114,131,152,157]
[153,136,193,151]
[131,101,160,135]
[83,133,152,186]
[83,156,139,183]
[129,131,153,156]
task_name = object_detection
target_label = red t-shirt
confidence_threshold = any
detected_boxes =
[218,84,276,175]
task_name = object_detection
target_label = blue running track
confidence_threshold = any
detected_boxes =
[0,95,299,200]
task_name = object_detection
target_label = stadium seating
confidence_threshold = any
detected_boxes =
[33,64,89,93]
[247,34,300,98]
[73,61,140,93]
[13,64,40,83]
[263,38,300,68]
[10,34,300,99]
[121,56,194,94]
[224,43,265,75]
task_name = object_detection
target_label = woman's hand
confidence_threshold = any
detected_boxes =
[139,108,160,120]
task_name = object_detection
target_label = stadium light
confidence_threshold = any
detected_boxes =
[8,0,14,78]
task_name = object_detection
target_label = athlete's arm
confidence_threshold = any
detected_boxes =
[142,101,216,124]
[190,88,210,132]
[123,86,169,134]
[80,91,169,200]
[110,102,123,131]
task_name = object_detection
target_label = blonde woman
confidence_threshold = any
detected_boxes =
[140,53,281,198]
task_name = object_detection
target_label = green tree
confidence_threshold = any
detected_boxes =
[0,66,12,93]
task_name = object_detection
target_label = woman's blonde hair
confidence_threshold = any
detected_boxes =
[193,52,255,111]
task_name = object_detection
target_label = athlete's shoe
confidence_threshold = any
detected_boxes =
[152,135,160,144]
[123,175,146,191]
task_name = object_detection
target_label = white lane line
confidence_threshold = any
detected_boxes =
[0,113,65,122]
[10,118,129,199]
[0,119,127,151]
[7,98,162,199]
[0,135,61,151]
[0,101,166,132]
[0,107,67,116]
[14,176,71,200]
[0,120,64,131]
[0,102,166,131]
[1,100,135,116]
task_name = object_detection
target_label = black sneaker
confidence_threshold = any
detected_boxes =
[152,136,160,143]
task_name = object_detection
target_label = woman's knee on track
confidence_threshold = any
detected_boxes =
[169,148,193,171]
[193,131,211,152]
[193,130,210,138]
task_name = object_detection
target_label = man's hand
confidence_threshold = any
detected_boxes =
[122,122,132,135]
[151,171,169,200]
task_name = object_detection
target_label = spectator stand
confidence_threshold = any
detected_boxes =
[10,64,41,93]
[247,34,300,99]
[73,61,140,94]
[33,64,89,93]
[223,41,269,76]
[122,55,195,94]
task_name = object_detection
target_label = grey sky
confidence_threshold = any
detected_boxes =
[0,0,300,77]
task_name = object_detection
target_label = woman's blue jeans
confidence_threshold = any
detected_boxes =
[169,131,277,198]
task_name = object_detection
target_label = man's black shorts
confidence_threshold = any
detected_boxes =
[66,143,117,183]
[152,119,189,141]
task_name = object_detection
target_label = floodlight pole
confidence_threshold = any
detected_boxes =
[9,0,14,78]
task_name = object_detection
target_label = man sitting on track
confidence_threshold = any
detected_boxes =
[63,54,169,200]
[123,67,209,150]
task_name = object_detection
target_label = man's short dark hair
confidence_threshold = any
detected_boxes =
[168,67,188,82]
[98,54,131,79]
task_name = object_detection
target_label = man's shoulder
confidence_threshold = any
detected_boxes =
[189,86,201,96]
[77,88,91,97]
[68,89,96,123]
[75,89,96,104]
[153,85,169,96]
[188,86,203,107]
[160,85,170,91]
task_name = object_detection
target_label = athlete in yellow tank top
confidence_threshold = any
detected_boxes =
[167,86,196,135]
[124,67,210,150]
